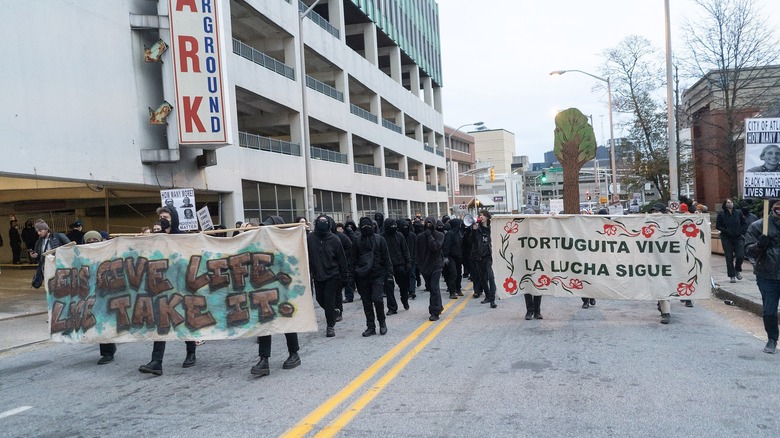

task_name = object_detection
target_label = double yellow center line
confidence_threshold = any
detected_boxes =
[281,288,474,437]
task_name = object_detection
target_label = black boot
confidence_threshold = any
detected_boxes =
[379,321,387,335]
[139,360,163,376]
[182,352,196,368]
[362,327,376,337]
[524,294,534,320]
[251,356,270,376]
[533,295,543,319]
[283,353,301,369]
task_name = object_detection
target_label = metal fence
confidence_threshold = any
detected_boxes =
[311,145,348,163]
[232,39,295,80]
[239,131,301,156]
[306,76,344,101]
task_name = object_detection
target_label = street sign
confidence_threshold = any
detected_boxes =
[493,196,504,202]
[548,167,563,173]
[668,201,680,212]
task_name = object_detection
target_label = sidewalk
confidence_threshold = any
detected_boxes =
[0,255,769,353]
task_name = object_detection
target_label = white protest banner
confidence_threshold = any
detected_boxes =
[44,226,316,343]
[196,205,213,230]
[744,118,780,198]
[161,188,198,231]
[492,214,711,300]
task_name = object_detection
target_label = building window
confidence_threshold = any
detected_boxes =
[314,189,352,223]
[241,180,304,224]
[410,201,425,218]
[387,198,407,218]
[356,194,383,219]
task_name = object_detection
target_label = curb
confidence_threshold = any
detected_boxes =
[713,286,766,317]
[0,311,48,323]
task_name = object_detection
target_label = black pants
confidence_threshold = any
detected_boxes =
[314,276,339,328]
[470,259,482,296]
[257,333,299,358]
[525,294,542,313]
[721,236,745,278]
[445,256,463,295]
[385,265,409,312]
[357,276,386,329]
[99,343,116,356]
[423,269,443,317]
[11,243,21,264]
[475,258,496,303]
[151,341,196,362]
[343,274,355,301]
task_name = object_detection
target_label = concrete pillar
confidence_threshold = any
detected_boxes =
[423,76,433,106]
[433,85,442,113]
[364,23,378,66]
[370,94,380,120]
[329,0,345,43]
[390,46,402,84]
[415,124,423,142]
[409,67,420,97]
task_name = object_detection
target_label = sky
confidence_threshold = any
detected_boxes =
[438,0,780,163]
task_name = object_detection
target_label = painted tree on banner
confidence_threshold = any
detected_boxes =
[554,108,596,214]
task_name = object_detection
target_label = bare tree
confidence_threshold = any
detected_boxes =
[601,35,671,201]
[682,0,780,196]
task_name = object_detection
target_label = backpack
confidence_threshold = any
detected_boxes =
[355,235,380,278]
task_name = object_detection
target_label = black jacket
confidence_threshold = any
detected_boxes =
[416,215,444,275]
[382,219,410,268]
[22,223,37,249]
[469,223,492,261]
[307,215,348,282]
[400,219,416,264]
[353,231,393,280]
[716,207,746,239]
[746,216,780,280]
[442,218,463,261]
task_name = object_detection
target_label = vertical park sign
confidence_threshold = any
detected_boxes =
[168,0,228,145]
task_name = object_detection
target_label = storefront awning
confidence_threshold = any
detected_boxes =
[467,195,495,209]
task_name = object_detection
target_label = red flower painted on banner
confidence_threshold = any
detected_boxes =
[503,221,519,234]
[538,275,551,286]
[682,223,699,238]
[503,277,518,294]
[569,278,584,290]
[641,225,655,238]
[603,224,617,236]
[676,281,695,296]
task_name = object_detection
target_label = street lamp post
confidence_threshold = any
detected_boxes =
[550,69,618,203]
[299,0,323,220]
[447,122,484,214]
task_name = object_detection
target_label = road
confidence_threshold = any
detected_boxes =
[1,281,778,437]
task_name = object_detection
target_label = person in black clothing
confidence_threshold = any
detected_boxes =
[334,222,354,311]
[138,206,197,376]
[417,215,445,321]
[382,218,411,314]
[716,198,747,283]
[412,219,424,289]
[66,220,85,245]
[400,219,417,300]
[469,211,498,309]
[307,214,348,338]
[9,220,22,264]
[442,218,464,299]
[374,212,385,234]
[21,220,38,263]
[353,217,392,336]
[341,220,359,303]
[251,215,302,376]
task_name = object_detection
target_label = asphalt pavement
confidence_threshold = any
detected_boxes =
[0,253,771,353]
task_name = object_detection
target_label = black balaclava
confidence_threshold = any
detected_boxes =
[400,220,410,236]
[314,214,330,235]
[383,218,397,236]
[359,217,373,237]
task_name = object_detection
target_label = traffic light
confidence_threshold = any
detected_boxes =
[541,171,547,182]
[490,167,495,181]
[586,191,591,201]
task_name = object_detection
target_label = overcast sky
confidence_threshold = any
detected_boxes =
[439,0,780,163]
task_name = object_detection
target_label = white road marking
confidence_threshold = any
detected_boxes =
[0,406,32,419]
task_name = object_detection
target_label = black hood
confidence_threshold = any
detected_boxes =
[262,215,285,225]
[168,206,182,234]
[449,218,462,230]
[383,218,397,235]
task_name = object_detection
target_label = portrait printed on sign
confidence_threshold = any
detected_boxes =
[744,118,780,199]
[161,188,198,231]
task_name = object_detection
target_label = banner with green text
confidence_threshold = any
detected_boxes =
[44,226,316,343]
[493,214,711,300]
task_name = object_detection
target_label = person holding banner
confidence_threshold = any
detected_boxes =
[138,206,197,376]
[716,198,747,283]
[469,211,498,310]
[82,230,118,365]
[251,215,303,376]
[650,203,672,324]
[746,144,780,172]
[307,214,349,338]
[745,200,780,355]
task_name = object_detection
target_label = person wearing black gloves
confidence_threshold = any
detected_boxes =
[745,200,780,354]
[353,217,393,336]
[469,210,498,310]
[307,214,348,338]
[382,218,411,314]
[416,216,446,321]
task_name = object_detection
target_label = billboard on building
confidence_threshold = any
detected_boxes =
[744,118,780,198]
[168,0,229,145]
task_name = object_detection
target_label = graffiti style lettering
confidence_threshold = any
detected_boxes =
[250,289,279,322]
